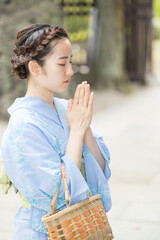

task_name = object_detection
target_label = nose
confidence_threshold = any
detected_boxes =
[65,63,74,78]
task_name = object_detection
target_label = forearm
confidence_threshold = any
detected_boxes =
[65,129,84,169]
[84,127,105,172]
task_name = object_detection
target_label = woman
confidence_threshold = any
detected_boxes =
[1,23,112,240]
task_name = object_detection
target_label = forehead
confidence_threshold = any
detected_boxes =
[49,38,72,59]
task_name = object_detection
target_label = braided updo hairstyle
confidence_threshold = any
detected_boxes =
[11,23,69,80]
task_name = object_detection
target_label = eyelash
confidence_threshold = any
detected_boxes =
[59,62,72,67]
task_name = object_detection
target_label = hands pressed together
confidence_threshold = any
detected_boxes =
[66,81,94,136]
[66,81,105,171]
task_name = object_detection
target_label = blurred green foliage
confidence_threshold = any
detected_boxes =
[64,5,92,13]
[64,14,91,42]
[61,0,94,65]
[153,0,160,18]
[54,0,93,4]
[153,0,160,40]
[70,30,88,42]
[61,0,94,43]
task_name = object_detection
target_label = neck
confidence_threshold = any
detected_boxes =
[24,78,55,109]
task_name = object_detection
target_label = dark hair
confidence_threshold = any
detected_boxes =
[11,23,69,80]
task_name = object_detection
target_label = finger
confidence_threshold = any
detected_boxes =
[69,99,74,111]
[82,81,87,86]
[67,99,73,112]
[83,84,90,108]
[73,84,81,106]
[88,91,94,110]
[79,84,85,105]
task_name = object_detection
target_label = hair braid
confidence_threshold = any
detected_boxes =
[11,24,69,80]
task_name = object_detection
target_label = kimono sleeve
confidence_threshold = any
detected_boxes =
[88,124,111,180]
[1,122,89,213]
[82,125,112,212]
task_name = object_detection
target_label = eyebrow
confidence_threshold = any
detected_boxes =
[57,54,73,60]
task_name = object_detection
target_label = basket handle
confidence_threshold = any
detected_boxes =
[50,162,71,213]
[50,162,92,213]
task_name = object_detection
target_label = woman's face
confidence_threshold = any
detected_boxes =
[38,38,74,93]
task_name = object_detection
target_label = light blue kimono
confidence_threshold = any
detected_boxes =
[1,96,112,240]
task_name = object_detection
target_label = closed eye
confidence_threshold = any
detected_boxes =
[59,62,72,67]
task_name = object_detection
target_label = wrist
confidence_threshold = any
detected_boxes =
[84,126,92,142]
[70,127,85,138]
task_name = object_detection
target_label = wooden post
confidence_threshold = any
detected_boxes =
[124,0,153,84]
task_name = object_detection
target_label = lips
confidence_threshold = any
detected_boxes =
[64,79,70,83]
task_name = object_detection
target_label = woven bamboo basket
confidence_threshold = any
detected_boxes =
[42,163,114,240]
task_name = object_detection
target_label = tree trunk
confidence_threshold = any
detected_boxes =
[89,0,129,90]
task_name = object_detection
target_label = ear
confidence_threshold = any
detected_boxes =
[28,60,41,77]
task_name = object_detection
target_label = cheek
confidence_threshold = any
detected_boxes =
[48,67,65,85]
[52,64,64,73]
[55,66,65,77]
[45,63,65,81]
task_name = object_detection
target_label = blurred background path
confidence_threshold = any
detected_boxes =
[93,80,160,240]
[0,80,160,240]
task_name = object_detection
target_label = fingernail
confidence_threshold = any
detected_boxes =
[78,84,80,88]
[85,85,88,89]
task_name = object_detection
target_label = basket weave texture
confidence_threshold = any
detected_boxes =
[42,163,114,240]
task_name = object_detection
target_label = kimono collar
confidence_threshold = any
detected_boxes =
[8,95,70,140]
[54,97,70,142]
